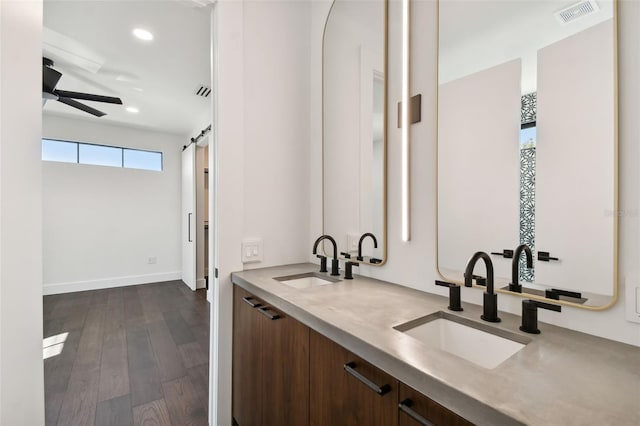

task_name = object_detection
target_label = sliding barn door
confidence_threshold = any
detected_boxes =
[182,144,196,291]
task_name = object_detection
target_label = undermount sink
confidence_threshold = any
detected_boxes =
[273,272,341,289]
[394,311,530,369]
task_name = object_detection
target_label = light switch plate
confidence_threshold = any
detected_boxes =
[241,238,263,263]
[624,279,640,323]
[347,233,359,253]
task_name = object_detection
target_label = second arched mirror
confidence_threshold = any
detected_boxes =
[322,0,388,265]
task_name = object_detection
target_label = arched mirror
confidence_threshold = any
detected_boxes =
[437,0,618,309]
[322,0,388,265]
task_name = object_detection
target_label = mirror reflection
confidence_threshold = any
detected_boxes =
[437,0,616,307]
[323,0,387,264]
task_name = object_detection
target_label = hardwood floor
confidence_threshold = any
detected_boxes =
[43,281,210,426]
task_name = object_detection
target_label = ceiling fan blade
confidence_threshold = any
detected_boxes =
[43,66,62,93]
[54,90,123,105]
[57,97,106,117]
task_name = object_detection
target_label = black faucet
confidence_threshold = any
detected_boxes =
[509,244,533,293]
[357,233,378,261]
[344,261,359,279]
[464,251,500,323]
[435,280,463,311]
[520,299,561,334]
[312,235,340,276]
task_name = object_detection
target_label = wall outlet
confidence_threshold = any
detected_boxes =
[347,233,359,253]
[242,238,263,263]
[147,256,157,265]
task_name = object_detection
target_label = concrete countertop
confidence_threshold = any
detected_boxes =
[231,263,640,426]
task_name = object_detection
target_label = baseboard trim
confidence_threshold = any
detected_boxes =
[196,278,207,289]
[43,271,182,295]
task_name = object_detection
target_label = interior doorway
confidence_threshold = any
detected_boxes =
[40,1,215,424]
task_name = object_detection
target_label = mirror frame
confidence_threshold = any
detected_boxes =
[321,0,389,266]
[434,0,619,310]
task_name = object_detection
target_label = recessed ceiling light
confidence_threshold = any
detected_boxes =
[126,106,140,114]
[132,28,153,41]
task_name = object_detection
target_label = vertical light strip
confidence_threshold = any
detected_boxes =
[401,0,411,241]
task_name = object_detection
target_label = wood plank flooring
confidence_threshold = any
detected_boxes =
[43,281,209,426]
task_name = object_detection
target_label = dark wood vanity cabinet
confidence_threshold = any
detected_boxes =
[232,286,473,426]
[232,286,309,426]
[398,383,473,426]
[309,330,399,426]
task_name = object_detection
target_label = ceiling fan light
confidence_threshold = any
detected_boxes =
[132,28,153,41]
[126,106,140,114]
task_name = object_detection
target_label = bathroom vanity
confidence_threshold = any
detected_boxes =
[231,264,639,426]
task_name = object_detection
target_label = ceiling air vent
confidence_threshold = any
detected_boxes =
[555,0,599,24]
[194,84,211,98]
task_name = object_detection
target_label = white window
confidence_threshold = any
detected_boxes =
[123,148,163,171]
[79,144,122,168]
[42,139,77,163]
[42,139,163,171]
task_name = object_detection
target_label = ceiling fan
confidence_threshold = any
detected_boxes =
[42,57,123,117]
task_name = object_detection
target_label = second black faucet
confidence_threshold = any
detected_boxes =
[312,235,340,276]
[464,251,501,323]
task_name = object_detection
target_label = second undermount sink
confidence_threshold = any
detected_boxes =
[273,272,341,289]
[394,311,530,369]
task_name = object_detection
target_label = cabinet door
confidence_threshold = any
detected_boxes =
[398,383,473,426]
[310,330,398,426]
[232,287,263,426]
[260,305,309,426]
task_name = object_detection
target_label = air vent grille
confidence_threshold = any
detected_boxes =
[555,0,599,24]
[194,85,211,97]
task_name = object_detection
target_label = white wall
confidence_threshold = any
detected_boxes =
[438,59,521,282]
[312,0,640,347]
[42,114,184,294]
[536,21,615,295]
[212,0,312,423]
[0,0,46,424]
[242,0,311,269]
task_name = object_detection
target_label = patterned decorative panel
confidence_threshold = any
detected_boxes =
[519,92,537,282]
[521,92,537,124]
[519,147,536,282]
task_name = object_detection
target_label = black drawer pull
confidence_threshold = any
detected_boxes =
[242,296,262,308]
[257,306,281,320]
[399,399,434,426]
[343,362,391,396]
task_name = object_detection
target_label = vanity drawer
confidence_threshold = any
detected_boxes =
[398,383,473,426]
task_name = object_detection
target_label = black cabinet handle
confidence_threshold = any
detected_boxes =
[242,296,262,308]
[538,251,559,262]
[188,213,193,242]
[343,362,391,396]
[257,306,281,321]
[490,249,514,259]
[399,399,434,426]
